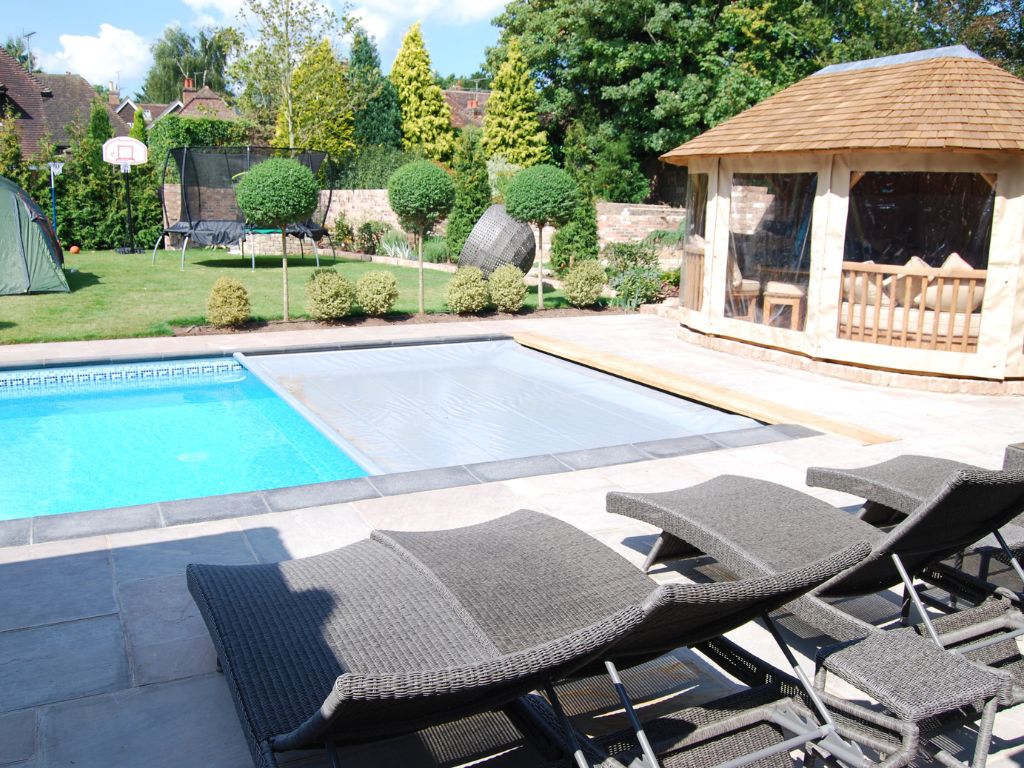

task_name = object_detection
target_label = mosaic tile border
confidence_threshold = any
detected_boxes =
[0,359,243,399]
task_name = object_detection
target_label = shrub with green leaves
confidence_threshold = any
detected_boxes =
[611,266,662,310]
[604,240,659,277]
[488,265,527,313]
[235,157,320,321]
[422,236,449,263]
[333,214,355,250]
[306,269,354,320]
[379,229,413,259]
[206,277,251,326]
[562,261,607,308]
[355,221,390,254]
[355,271,399,316]
[504,164,579,309]
[550,197,598,275]
[446,267,489,314]
[334,145,420,189]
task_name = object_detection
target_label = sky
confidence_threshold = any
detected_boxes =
[2,0,503,98]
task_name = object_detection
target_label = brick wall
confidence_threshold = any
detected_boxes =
[161,186,686,253]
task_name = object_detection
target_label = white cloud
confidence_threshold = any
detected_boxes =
[39,24,151,88]
[182,0,244,20]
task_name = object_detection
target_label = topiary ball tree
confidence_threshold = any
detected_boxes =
[236,157,320,321]
[387,160,455,313]
[504,164,579,309]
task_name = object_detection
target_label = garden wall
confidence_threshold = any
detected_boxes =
[160,186,685,255]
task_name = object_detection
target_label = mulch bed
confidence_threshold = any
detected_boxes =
[172,305,628,335]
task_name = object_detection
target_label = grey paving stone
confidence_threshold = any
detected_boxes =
[0,549,115,632]
[706,425,792,449]
[770,423,822,439]
[40,675,251,768]
[368,466,480,497]
[552,444,651,471]
[0,710,36,765]
[110,530,256,584]
[0,616,129,712]
[264,477,380,512]
[32,505,162,544]
[118,575,210,679]
[0,519,31,548]
[160,492,269,526]
[464,454,572,483]
[633,434,721,459]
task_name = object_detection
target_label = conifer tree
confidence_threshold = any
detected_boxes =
[390,24,455,163]
[349,29,402,148]
[88,101,113,142]
[446,127,492,260]
[272,39,355,158]
[129,108,148,143]
[481,39,548,167]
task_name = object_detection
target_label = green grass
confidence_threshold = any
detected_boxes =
[0,249,569,344]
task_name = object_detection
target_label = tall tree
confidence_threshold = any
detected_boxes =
[922,0,1024,76]
[129,108,148,142]
[138,26,240,103]
[390,24,456,163]
[480,39,548,167]
[231,0,348,142]
[88,100,113,143]
[446,127,492,260]
[3,36,38,72]
[348,29,402,148]
[272,39,355,157]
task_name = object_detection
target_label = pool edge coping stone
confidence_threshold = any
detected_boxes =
[0,423,818,548]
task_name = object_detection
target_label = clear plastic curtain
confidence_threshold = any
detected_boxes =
[681,173,708,310]
[725,173,817,329]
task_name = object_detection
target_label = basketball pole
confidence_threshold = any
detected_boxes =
[122,164,136,253]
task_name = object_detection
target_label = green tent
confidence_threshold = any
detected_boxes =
[0,175,69,294]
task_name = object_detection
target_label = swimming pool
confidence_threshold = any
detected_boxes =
[0,338,764,523]
[0,359,367,520]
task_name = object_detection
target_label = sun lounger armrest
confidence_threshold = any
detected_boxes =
[270,605,645,751]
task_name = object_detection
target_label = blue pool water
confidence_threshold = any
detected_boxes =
[0,359,367,520]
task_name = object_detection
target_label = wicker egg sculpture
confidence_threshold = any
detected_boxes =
[457,204,536,277]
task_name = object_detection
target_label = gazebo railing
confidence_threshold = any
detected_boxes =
[837,261,987,352]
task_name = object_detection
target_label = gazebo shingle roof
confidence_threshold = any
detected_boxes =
[661,47,1024,164]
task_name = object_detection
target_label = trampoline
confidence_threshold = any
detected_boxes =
[153,146,336,270]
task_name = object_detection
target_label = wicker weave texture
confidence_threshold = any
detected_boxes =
[458,204,536,276]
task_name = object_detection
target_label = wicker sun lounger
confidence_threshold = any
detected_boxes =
[806,444,1024,581]
[188,509,868,768]
[608,470,1024,766]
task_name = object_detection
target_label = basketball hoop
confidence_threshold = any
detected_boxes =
[101,137,149,253]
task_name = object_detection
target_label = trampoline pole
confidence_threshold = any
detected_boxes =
[180,235,189,271]
[151,233,162,265]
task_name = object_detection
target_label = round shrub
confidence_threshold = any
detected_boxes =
[504,164,579,230]
[206,277,251,326]
[387,161,455,236]
[488,265,527,313]
[562,260,607,308]
[235,157,320,229]
[446,267,489,314]
[306,269,354,320]
[356,271,399,316]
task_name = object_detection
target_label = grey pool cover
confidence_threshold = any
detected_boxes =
[243,340,759,474]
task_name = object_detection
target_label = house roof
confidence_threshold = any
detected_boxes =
[0,49,129,154]
[660,46,1024,164]
[116,98,179,126]
[37,73,129,148]
[0,47,49,154]
[178,85,236,121]
[443,89,489,128]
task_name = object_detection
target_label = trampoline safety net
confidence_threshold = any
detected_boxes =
[159,146,334,248]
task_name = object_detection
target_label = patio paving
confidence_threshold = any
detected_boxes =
[2,313,1024,766]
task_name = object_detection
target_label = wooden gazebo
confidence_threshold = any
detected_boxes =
[662,46,1024,380]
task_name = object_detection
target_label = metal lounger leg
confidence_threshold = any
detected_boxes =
[993,529,1024,587]
[604,660,660,768]
[891,554,944,648]
[542,679,593,768]
[641,532,668,573]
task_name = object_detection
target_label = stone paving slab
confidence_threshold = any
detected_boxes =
[0,710,36,766]
[0,549,114,632]
[38,675,251,768]
[0,616,129,713]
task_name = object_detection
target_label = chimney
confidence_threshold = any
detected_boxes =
[183,76,195,96]
[108,81,120,106]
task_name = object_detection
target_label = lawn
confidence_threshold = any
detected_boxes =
[0,249,570,344]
